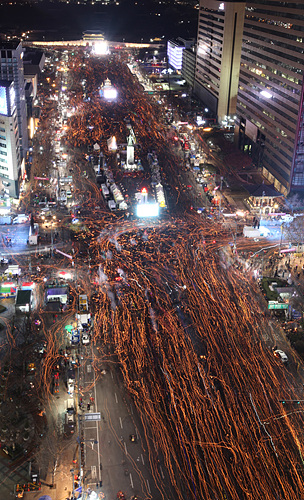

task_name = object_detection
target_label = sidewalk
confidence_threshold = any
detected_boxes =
[23,383,78,500]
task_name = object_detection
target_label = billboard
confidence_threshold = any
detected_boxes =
[9,86,15,113]
[0,86,8,116]
[93,41,109,55]
[104,87,117,100]
[136,203,159,218]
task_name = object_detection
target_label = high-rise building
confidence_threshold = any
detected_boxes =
[235,1,304,195]
[182,45,197,88]
[0,80,22,198]
[167,38,195,71]
[0,41,28,160]
[194,0,245,122]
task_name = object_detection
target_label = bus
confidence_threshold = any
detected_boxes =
[29,223,39,245]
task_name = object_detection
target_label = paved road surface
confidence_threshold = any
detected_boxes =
[81,342,174,499]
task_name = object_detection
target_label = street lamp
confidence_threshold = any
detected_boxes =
[70,468,75,499]
[218,176,223,220]
[51,215,56,255]
[259,190,265,223]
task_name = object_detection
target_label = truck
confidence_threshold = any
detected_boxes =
[77,294,91,328]
[29,223,39,245]
[0,216,11,225]
[100,184,110,199]
[12,214,29,224]
[79,294,88,312]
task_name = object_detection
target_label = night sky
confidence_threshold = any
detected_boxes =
[0,0,198,42]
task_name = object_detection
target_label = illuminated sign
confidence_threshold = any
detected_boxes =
[167,41,184,70]
[136,203,159,218]
[9,86,15,111]
[0,86,8,116]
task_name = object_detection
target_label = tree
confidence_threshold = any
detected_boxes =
[282,216,304,245]
[285,193,304,214]
[33,419,72,486]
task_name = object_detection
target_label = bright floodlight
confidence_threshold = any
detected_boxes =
[260,90,272,99]
[104,87,118,100]
[94,41,109,55]
[136,203,159,218]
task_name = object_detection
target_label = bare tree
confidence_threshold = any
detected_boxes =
[33,418,72,486]
[282,216,304,245]
[285,193,304,214]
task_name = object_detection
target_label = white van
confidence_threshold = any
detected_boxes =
[59,190,67,203]
[108,200,116,211]
[13,214,28,224]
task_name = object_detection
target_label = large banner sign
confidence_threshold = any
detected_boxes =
[0,86,7,116]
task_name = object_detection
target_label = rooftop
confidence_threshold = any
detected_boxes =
[23,49,44,66]
[15,289,31,306]
[0,40,22,50]
[0,80,13,88]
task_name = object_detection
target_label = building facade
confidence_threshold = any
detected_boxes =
[0,41,28,160]
[0,80,22,198]
[235,1,304,195]
[194,0,245,122]
[181,46,196,88]
[167,38,195,71]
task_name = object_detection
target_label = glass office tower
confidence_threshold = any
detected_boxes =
[0,41,28,160]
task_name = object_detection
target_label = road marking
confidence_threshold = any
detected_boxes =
[147,479,151,494]
[130,473,134,489]
[91,466,97,479]
[160,466,165,479]
[124,441,128,455]
[141,454,145,465]
[115,392,118,404]
[119,417,123,429]
[111,370,114,379]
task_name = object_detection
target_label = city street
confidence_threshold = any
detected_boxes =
[1,42,304,500]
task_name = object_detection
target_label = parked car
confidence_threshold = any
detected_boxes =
[82,333,90,345]
[65,409,76,434]
[67,380,75,394]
